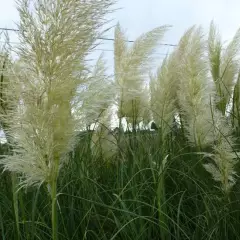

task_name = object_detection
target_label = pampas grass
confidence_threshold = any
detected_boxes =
[114,23,170,130]
[208,21,240,115]
[150,54,177,141]
[1,3,240,239]
[176,26,216,147]
[0,0,115,239]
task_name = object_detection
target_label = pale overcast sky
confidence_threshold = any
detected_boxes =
[0,0,240,71]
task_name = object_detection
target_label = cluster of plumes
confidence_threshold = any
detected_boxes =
[0,0,239,195]
[208,22,240,115]
[0,0,115,187]
[114,23,170,128]
[91,23,171,161]
[149,23,240,194]
[204,22,240,194]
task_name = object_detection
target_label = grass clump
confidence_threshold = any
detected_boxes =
[1,1,240,240]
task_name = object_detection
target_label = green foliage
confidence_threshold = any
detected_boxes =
[1,128,240,240]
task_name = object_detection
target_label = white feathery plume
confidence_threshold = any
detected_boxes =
[150,54,178,139]
[208,21,240,115]
[91,107,119,161]
[203,111,239,194]
[114,23,170,126]
[140,84,152,125]
[0,0,115,188]
[176,26,216,147]
[77,54,116,127]
[175,24,240,194]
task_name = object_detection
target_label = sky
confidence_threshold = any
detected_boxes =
[1,0,240,71]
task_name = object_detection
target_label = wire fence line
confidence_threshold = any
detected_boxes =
[0,27,178,47]
[0,27,173,61]
[0,41,170,57]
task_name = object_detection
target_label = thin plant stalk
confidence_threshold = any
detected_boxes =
[12,173,20,240]
[0,205,5,240]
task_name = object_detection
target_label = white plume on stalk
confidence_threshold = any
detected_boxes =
[82,56,118,161]
[0,0,115,187]
[124,84,152,128]
[208,21,240,115]
[176,26,216,147]
[203,111,239,194]
[91,107,119,161]
[114,23,170,126]
[77,54,116,127]
[175,25,239,194]
[139,84,152,125]
[150,54,178,139]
